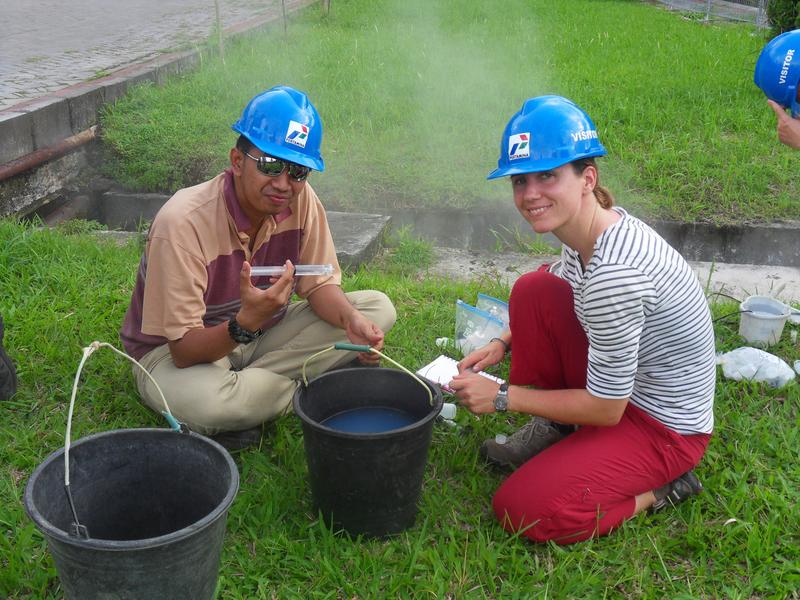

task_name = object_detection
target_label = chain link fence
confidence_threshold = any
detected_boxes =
[650,0,770,27]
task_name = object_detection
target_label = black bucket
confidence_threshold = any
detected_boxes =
[24,428,239,600]
[293,367,443,538]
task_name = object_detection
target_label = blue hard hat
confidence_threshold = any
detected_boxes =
[487,95,607,180]
[232,85,325,171]
[754,30,800,117]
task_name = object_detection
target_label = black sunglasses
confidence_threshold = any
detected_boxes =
[244,151,311,182]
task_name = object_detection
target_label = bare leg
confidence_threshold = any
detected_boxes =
[633,491,657,515]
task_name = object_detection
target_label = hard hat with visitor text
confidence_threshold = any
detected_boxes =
[487,95,607,180]
[754,30,800,117]
[232,85,325,171]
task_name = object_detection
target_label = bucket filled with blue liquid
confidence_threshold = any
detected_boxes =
[293,343,442,538]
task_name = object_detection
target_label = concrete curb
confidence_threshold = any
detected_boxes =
[50,190,392,271]
[428,247,800,302]
[384,206,800,268]
[92,211,391,272]
[0,0,315,170]
[38,186,800,300]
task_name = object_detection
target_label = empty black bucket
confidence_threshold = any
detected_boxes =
[24,429,239,599]
[293,367,443,538]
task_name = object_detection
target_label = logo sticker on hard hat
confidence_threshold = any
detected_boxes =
[508,133,530,160]
[285,120,309,148]
[570,129,599,142]
[779,49,795,84]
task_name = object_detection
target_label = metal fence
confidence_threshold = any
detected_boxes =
[650,0,770,27]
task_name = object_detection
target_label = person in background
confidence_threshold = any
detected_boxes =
[449,96,716,544]
[0,314,17,401]
[120,85,396,450]
[755,29,800,148]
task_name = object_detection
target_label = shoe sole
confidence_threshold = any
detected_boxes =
[0,347,16,401]
[0,314,16,401]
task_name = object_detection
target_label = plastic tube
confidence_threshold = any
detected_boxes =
[250,264,334,277]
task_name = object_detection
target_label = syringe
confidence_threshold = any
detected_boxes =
[250,264,334,277]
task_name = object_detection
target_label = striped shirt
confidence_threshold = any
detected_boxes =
[555,207,715,434]
[120,170,341,360]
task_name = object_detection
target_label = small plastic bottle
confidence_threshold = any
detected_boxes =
[439,403,457,420]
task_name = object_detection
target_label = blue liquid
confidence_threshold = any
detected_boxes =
[321,406,417,433]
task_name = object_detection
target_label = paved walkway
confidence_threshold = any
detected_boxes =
[0,0,288,110]
[429,247,800,303]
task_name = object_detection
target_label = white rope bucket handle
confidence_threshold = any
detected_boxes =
[64,341,180,488]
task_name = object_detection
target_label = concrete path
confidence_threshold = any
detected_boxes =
[0,0,290,111]
[428,247,800,304]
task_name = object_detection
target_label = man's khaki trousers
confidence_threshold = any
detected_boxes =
[133,290,396,434]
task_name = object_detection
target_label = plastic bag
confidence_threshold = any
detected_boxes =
[475,293,509,328]
[455,300,505,356]
[716,347,796,388]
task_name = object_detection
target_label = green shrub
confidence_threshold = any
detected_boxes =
[767,0,800,35]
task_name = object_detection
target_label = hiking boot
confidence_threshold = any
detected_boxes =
[480,416,574,469]
[0,314,18,401]
[208,425,264,452]
[651,470,704,512]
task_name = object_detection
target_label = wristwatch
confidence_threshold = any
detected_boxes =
[493,382,509,412]
[228,317,262,344]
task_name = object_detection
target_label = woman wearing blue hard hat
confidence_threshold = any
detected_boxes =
[449,96,716,544]
[755,29,800,148]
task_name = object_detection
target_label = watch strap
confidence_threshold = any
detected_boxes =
[228,317,262,344]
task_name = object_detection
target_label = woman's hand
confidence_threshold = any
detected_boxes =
[457,337,508,373]
[448,371,502,414]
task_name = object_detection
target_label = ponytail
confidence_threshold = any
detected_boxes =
[594,184,615,209]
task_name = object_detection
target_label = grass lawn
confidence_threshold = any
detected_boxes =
[1,219,798,598]
[101,0,799,225]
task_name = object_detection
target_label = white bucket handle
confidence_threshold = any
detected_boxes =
[65,341,181,488]
[61,341,184,539]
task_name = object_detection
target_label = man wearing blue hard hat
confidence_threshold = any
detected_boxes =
[449,96,716,544]
[755,29,800,148]
[120,85,396,450]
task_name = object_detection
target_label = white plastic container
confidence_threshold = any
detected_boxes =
[739,296,791,347]
[439,403,457,420]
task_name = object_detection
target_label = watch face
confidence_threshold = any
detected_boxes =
[494,390,508,412]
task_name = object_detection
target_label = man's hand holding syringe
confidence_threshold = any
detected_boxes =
[236,260,333,331]
[235,261,334,331]
[237,261,333,326]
